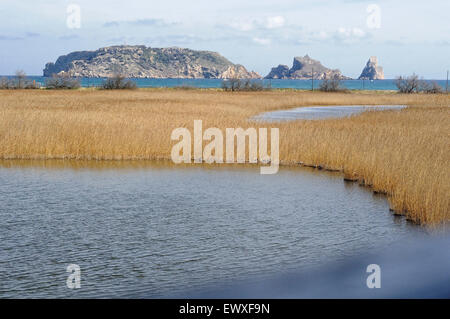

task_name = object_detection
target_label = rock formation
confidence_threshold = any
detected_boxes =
[358,56,384,80]
[265,64,290,79]
[265,55,351,80]
[43,45,261,79]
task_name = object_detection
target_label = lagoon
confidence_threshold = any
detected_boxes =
[0,161,424,298]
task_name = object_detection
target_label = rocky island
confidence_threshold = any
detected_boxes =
[43,45,261,79]
[358,56,384,80]
[265,55,351,80]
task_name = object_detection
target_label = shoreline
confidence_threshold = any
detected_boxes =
[0,156,430,225]
[0,89,448,225]
[2,86,401,94]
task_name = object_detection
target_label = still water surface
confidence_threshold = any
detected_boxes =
[0,161,423,298]
[253,105,407,121]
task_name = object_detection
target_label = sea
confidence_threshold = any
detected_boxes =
[2,76,449,91]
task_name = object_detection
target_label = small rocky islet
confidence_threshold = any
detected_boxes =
[358,56,384,80]
[264,55,351,80]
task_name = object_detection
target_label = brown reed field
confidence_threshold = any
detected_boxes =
[0,89,448,225]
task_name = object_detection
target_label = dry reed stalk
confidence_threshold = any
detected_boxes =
[0,89,448,224]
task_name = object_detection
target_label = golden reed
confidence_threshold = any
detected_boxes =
[0,89,448,225]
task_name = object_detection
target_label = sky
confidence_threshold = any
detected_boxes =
[0,0,449,78]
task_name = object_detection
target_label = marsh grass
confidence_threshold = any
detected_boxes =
[0,89,448,225]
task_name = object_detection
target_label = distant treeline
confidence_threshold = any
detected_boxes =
[0,70,447,93]
[0,71,136,90]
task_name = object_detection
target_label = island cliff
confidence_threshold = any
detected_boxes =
[43,45,261,79]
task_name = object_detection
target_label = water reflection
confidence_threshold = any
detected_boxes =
[0,160,424,298]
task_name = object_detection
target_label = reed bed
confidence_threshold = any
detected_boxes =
[0,89,448,225]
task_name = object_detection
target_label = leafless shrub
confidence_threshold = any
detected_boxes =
[15,70,27,89]
[102,74,137,90]
[0,77,13,89]
[396,74,444,94]
[222,78,241,91]
[222,78,270,91]
[319,77,345,92]
[0,71,40,89]
[45,73,81,89]
[419,81,443,94]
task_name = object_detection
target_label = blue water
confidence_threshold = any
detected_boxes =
[2,76,448,91]
[0,161,424,298]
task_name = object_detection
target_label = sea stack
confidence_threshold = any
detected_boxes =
[358,56,384,80]
[265,55,351,80]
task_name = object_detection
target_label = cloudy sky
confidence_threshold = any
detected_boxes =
[0,0,449,78]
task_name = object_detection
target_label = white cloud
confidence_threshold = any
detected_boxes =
[310,30,329,40]
[103,18,177,28]
[229,19,256,31]
[291,26,371,46]
[337,27,366,39]
[266,16,285,29]
[252,37,271,45]
[228,16,286,31]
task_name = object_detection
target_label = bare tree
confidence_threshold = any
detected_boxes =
[15,70,27,89]
[395,74,420,93]
[396,74,444,94]
[319,76,344,92]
